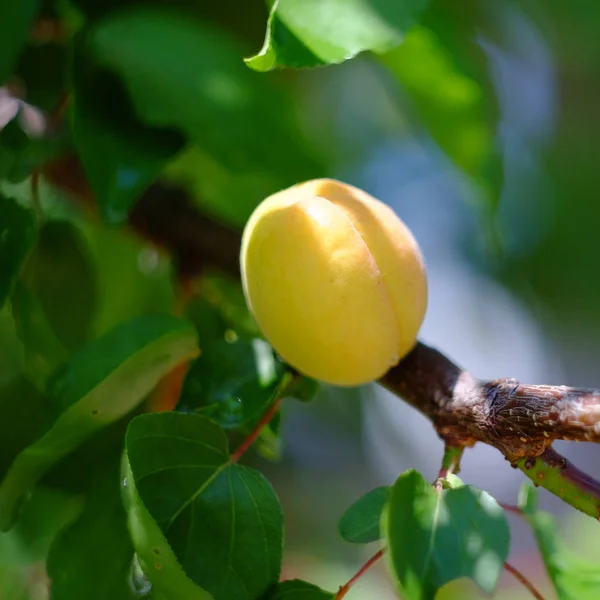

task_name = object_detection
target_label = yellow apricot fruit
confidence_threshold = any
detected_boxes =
[240,178,427,386]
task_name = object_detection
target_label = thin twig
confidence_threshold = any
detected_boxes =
[379,343,600,519]
[335,548,386,600]
[230,398,283,463]
[500,503,523,517]
[516,448,600,519]
[504,561,546,600]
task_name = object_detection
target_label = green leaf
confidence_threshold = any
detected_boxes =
[70,33,184,224]
[519,485,600,599]
[83,223,176,336]
[41,415,137,496]
[0,0,40,84]
[284,374,320,403]
[47,460,137,600]
[379,4,502,209]
[384,469,509,599]
[0,313,199,531]
[126,412,284,600]
[441,473,465,490]
[0,117,69,184]
[18,220,97,351]
[123,459,212,600]
[184,296,229,347]
[11,281,69,388]
[200,274,260,339]
[176,319,295,461]
[0,193,36,309]
[89,8,321,205]
[0,485,81,566]
[267,579,335,599]
[161,147,279,229]
[246,0,428,71]
[338,486,390,544]
[0,376,51,480]
[177,337,286,430]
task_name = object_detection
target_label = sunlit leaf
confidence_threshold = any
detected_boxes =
[384,469,509,599]
[89,8,322,214]
[161,147,279,229]
[246,0,428,71]
[519,484,600,599]
[123,459,212,600]
[0,314,199,531]
[126,412,283,600]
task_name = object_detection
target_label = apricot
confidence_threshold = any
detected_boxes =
[240,179,427,386]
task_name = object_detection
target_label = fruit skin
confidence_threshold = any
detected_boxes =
[240,178,428,387]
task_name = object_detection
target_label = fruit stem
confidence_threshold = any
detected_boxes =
[230,397,283,463]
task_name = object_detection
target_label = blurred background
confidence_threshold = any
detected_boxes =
[2,0,600,598]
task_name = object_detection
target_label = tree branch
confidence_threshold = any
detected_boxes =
[42,155,242,280]
[380,343,600,462]
[43,152,600,518]
[380,343,600,518]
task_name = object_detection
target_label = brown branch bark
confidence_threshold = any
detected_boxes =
[42,155,242,280]
[380,343,600,464]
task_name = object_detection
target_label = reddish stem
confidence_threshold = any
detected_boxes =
[500,503,523,517]
[335,548,386,600]
[504,561,546,600]
[230,398,283,463]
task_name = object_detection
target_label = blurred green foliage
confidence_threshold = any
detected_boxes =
[1,0,600,598]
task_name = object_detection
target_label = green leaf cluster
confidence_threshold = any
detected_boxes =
[2,1,593,600]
